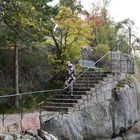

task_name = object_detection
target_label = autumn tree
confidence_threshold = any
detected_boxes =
[85,0,116,51]
[46,6,94,65]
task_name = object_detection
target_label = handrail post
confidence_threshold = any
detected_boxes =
[2,113,4,127]
[2,97,5,127]
[70,81,74,95]
[20,96,24,132]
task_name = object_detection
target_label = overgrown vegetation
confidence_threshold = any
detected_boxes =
[114,76,132,92]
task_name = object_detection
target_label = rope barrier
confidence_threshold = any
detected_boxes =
[0,51,111,98]
[0,88,64,98]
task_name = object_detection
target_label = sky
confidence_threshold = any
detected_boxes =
[82,0,140,36]
[110,0,140,35]
[50,0,140,36]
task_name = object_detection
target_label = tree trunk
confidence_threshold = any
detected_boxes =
[14,43,19,107]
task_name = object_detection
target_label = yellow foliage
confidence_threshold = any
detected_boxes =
[54,6,94,47]
[46,6,95,61]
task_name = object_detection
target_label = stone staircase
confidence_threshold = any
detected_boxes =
[40,71,113,114]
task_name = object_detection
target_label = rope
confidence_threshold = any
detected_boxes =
[0,51,111,98]
[0,51,133,98]
[0,88,64,98]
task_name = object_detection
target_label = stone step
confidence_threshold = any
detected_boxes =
[74,83,95,87]
[80,71,112,75]
[54,94,83,99]
[76,79,103,83]
[73,87,91,91]
[41,106,69,112]
[41,102,77,107]
[51,98,79,103]
[75,80,99,84]
[81,74,108,77]
[73,86,94,90]
[39,70,113,114]
[61,91,88,95]
[77,77,103,80]
[74,83,97,88]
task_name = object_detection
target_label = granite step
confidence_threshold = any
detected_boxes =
[39,70,113,114]
[74,82,97,87]
[51,98,79,103]
[74,80,99,84]
[73,87,91,91]
[41,106,69,112]
[41,102,77,107]
[77,77,103,80]
[80,71,112,75]
[73,84,95,88]
[61,91,88,95]
[81,74,108,77]
[54,94,83,99]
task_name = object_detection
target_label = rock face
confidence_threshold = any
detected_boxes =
[40,75,140,140]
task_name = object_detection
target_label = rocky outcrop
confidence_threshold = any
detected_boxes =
[112,121,140,140]
[40,75,140,140]
[110,79,139,137]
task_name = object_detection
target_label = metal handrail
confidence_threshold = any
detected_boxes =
[0,52,110,98]
[0,51,132,98]
[0,69,63,98]
[0,88,64,98]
